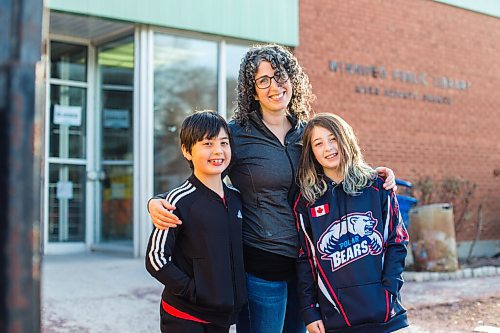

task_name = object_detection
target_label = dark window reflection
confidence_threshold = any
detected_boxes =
[153,34,218,193]
[226,44,249,118]
[49,84,87,159]
[101,165,133,241]
[50,42,87,82]
[101,89,133,160]
[98,37,134,86]
[48,164,86,242]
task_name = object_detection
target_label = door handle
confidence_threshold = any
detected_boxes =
[87,170,105,181]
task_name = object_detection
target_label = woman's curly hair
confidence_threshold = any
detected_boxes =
[233,44,315,126]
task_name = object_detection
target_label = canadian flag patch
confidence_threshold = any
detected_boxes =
[311,204,329,217]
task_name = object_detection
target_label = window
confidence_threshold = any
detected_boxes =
[225,43,249,118]
[153,34,218,193]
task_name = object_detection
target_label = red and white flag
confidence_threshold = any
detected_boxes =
[310,204,329,217]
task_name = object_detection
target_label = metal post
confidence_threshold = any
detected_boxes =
[0,0,45,331]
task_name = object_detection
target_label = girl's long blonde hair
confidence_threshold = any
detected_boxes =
[297,113,377,204]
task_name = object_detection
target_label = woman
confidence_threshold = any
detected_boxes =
[148,44,396,333]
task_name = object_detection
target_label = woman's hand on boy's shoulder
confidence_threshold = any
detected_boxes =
[375,167,397,192]
[148,198,182,229]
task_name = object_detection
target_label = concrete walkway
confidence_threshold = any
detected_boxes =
[41,252,500,333]
[42,252,161,333]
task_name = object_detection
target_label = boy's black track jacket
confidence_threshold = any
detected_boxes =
[294,177,409,332]
[145,174,247,327]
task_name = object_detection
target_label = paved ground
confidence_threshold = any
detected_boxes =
[41,252,500,333]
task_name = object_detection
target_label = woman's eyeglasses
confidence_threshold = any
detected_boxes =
[254,71,290,89]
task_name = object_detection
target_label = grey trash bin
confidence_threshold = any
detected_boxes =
[408,203,459,272]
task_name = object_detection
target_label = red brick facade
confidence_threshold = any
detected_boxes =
[295,0,500,241]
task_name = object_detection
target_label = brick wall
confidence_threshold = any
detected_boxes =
[294,0,500,241]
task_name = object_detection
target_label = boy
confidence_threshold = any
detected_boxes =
[145,110,247,333]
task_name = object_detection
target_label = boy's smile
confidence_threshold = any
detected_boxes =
[208,158,224,166]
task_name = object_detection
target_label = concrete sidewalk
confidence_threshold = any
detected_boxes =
[42,252,162,333]
[41,252,500,333]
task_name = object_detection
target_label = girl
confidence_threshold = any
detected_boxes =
[294,113,409,333]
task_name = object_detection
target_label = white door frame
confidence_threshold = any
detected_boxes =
[44,35,94,254]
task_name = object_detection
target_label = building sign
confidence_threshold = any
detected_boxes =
[111,183,126,199]
[56,181,73,199]
[329,61,471,105]
[104,109,130,129]
[54,105,82,126]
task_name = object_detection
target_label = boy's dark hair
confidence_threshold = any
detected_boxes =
[180,110,230,169]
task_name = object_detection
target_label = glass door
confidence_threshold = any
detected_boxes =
[95,36,135,247]
[46,41,88,249]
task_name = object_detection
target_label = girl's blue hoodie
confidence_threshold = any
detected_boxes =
[294,176,409,332]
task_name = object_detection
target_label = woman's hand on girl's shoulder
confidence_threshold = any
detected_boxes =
[306,319,325,333]
[375,166,397,192]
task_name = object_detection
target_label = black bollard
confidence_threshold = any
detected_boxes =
[0,0,45,331]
